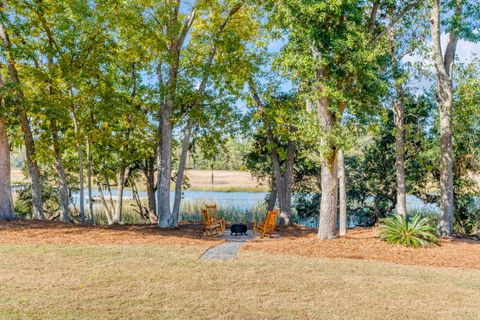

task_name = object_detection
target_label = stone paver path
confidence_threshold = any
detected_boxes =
[200,232,253,260]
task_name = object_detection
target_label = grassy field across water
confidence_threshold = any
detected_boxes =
[10,169,269,192]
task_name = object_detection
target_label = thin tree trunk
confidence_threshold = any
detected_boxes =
[156,61,163,225]
[146,156,157,223]
[50,119,70,223]
[283,139,295,224]
[130,179,146,221]
[269,136,287,224]
[157,6,195,228]
[172,118,193,223]
[390,26,407,218]
[97,179,113,225]
[338,149,347,236]
[114,160,126,224]
[20,112,44,219]
[0,113,15,220]
[0,20,43,219]
[431,0,460,236]
[158,3,243,227]
[249,81,294,225]
[87,136,94,224]
[267,134,294,225]
[101,161,115,220]
[393,89,407,217]
[267,176,277,211]
[71,105,85,223]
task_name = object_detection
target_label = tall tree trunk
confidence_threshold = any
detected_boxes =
[146,156,157,223]
[0,21,44,219]
[438,100,454,235]
[71,106,85,223]
[393,88,407,217]
[316,80,338,239]
[114,160,126,224]
[87,136,94,224]
[0,113,15,220]
[172,118,193,223]
[157,1,243,227]
[158,109,174,227]
[283,139,295,223]
[20,113,44,219]
[390,26,407,218]
[156,63,163,226]
[249,81,294,225]
[157,5,196,228]
[431,0,460,236]
[337,149,347,236]
[267,133,294,225]
[267,176,277,211]
[50,119,70,223]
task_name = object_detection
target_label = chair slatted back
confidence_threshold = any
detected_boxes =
[263,209,278,233]
[201,209,213,225]
[205,204,218,220]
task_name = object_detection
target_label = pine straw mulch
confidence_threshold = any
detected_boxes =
[243,225,480,270]
[0,220,222,247]
[2,221,480,270]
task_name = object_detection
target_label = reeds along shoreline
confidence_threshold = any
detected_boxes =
[90,199,268,225]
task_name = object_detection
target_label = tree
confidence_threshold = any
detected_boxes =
[337,149,347,235]
[248,85,298,225]
[0,76,15,220]
[266,0,392,238]
[0,2,44,219]
[429,0,480,235]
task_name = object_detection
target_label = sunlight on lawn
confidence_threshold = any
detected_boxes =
[0,244,479,319]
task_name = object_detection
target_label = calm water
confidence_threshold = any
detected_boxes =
[72,189,439,213]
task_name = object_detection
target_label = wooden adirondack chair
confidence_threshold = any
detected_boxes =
[201,207,225,237]
[252,209,278,239]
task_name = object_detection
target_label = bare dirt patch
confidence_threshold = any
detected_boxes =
[0,220,221,247]
[244,226,480,270]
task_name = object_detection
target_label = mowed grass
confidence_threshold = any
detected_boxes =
[1,244,480,319]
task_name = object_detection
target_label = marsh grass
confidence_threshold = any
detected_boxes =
[179,199,267,223]
[185,185,269,192]
[92,199,268,225]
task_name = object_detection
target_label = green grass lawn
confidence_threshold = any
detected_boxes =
[1,244,479,319]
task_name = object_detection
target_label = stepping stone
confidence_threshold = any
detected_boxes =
[200,232,253,260]
[200,241,244,260]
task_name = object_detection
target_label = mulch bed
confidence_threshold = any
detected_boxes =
[0,220,221,246]
[2,221,480,270]
[243,226,480,270]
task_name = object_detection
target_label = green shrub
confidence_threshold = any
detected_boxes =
[379,215,439,248]
[453,196,480,235]
[294,194,320,219]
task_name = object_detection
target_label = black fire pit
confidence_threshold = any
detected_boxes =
[230,223,247,236]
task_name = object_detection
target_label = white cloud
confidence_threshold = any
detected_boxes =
[401,34,479,93]
[455,38,480,62]
[403,33,480,65]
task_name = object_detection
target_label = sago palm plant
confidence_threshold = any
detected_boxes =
[379,214,439,248]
